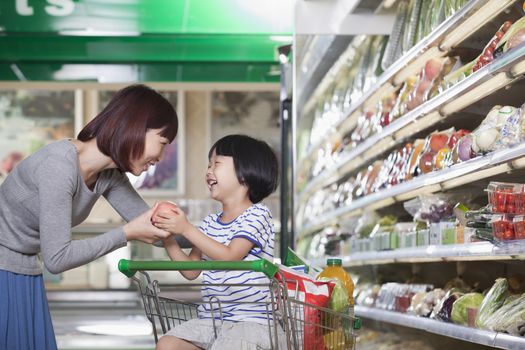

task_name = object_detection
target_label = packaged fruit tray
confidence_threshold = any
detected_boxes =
[486,182,525,214]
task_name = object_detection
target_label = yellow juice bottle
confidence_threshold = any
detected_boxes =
[317,258,355,306]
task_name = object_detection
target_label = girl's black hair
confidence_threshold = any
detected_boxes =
[209,134,279,203]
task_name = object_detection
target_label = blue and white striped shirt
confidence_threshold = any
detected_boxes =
[198,203,275,323]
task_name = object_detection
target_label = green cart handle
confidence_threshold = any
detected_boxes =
[118,258,279,279]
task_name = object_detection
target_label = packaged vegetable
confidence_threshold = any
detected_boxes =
[451,293,484,325]
[485,293,525,335]
[472,21,513,73]
[497,16,525,54]
[476,278,509,329]
[432,290,463,322]
[381,1,408,70]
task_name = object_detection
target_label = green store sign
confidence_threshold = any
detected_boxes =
[0,0,292,82]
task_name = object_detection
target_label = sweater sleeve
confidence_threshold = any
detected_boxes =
[102,170,149,222]
[38,158,127,274]
[102,171,194,249]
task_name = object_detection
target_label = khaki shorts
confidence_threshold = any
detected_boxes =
[162,318,288,350]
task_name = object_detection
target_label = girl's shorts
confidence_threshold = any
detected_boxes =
[163,318,288,350]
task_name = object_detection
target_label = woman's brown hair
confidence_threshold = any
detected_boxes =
[78,84,178,172]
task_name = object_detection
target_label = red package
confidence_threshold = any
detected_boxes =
[276,266,336,350]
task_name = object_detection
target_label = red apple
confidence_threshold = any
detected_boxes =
[152,201,178,221]
[429,133,449,153]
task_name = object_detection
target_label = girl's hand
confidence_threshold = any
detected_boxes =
[152,206,191,235]
[123,206,171,244]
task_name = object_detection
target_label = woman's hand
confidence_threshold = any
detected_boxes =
[152,206,192,235]
[123,206,171,243]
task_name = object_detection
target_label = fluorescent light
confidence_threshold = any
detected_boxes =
[52,64,138,82]
[441,163,510,189]
[440,0,515,50]
[440,72,511,116]
[394,111,442,141]
[270,35,293,43]
[59,28,140,36]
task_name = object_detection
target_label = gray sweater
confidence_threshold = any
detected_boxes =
[0,139,148,275]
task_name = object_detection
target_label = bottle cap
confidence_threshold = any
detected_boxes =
[326,258,342,266]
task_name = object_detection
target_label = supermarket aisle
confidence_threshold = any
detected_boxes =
[49,291,155,350]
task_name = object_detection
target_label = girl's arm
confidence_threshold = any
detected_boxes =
[181,225,254,261]
[153,207,254,261]
[163,236,202,280]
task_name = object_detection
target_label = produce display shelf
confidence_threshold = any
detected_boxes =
[297,143,525,237]
[311,241,525,267]
[297,0,516,172]
[355,306,525,349]
[297,40,525,205]
[296,35,354,113]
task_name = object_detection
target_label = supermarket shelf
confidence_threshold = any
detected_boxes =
[297,0,516,173]
[311,241,525,267]
[298,40,525,204]
[355,306,525,349]
[297,143,525,237]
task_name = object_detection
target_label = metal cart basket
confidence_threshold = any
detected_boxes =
[119,259,359,349]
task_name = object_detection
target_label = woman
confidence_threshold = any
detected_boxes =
[0,84,178,350]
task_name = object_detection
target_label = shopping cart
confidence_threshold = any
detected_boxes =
[118,259,359,349]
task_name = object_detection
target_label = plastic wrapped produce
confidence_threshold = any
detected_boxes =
[415,0,432,43]
[456,134,475,162]
[472,21,513,73]
[485,293,525,335]
[379,92,398,128]
[472,105,519,154]
[404,193,467,224]
[476,278,509,329]
[364,36,388,91]
[451,293,484,325]
[390,76,419,121]
[407,58,443,111]
[401,0,424,55]
[382,1,408,70]
[431,289,463,322]
[406,139,425,180]
[494,16,525,55]
[411,288,446,317]
[495,105,523,150]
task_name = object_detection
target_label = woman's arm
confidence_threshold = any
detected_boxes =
[37,158,170,274]
[102,170,192,248]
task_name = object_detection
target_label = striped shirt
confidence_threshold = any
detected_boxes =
[198,203,275,323]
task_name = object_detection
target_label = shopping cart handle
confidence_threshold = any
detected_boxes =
[118,259,279,278]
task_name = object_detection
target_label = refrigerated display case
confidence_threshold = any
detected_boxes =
[293,0,525,348]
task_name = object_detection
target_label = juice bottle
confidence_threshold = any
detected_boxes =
[317,258,355,306]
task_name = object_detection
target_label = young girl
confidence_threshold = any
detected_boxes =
[152,134,280,350]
